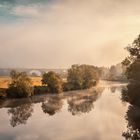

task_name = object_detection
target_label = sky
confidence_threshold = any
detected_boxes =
[0,0,140,68]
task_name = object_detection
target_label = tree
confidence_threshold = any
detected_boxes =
[122,105,140,140]
[122,35,140,82]
[66,64,99,90]
[121,35,140,106]
[67,65,83,90]
[109,65,116,80]
[126,59,140,82]
[41,71,63,93]
[7,70,33,98]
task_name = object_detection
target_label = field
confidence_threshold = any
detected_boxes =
[0,76,42,88]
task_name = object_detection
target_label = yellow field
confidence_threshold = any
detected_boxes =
[0,76,42,88]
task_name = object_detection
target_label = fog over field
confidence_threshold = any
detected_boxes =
[0,0,140,68]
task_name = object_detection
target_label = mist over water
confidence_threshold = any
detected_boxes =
[0,81,128,140]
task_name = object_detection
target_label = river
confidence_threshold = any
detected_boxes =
[0,81,129,140]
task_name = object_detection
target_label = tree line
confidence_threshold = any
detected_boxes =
[4,64,100,98]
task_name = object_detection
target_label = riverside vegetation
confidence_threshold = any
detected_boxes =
[1,35,140,139]
[0,64,100,98]
[1,34,140,101]
[121,35,140,139]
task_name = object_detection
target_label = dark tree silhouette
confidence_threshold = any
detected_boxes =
[122,35,140,83]
[122,105,140,140]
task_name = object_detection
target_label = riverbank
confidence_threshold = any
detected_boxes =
[0,80,127,101]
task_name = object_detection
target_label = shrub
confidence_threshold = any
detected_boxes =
[7,70,33,98]
[34,86,49,94]
[0,88,6,98]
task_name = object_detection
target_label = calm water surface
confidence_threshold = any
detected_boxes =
[0,81,129,140]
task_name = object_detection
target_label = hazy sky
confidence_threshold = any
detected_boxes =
[0,0,140,68]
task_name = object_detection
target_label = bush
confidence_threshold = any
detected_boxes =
[34,86,49,95]
[7,70,33,98]
[0,88,6,98]
[63,82,75,91]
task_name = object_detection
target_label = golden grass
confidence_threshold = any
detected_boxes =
[0,76,42,88]
[31,77,42,86]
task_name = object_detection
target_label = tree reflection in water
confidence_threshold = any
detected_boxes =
[122,105,140,140]
[41,95,63,116]
[67,88,104,115]
[122,83,140,106]
[8,103,33,127]
[68,97,94,115]
[110,86,117,93]
[122,83,140,140]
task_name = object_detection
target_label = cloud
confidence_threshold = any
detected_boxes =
[13,6,41,17]
[0,0,54,5]
[0,0,140,68]
[0,0,56,22]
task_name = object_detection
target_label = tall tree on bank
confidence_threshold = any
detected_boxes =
[122,35,140,83]
[122,35,140,105]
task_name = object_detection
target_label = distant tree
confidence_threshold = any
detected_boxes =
[41,71,63,93]
[66,64,99,90]
[7,70,33,98]
[109,65,117,80]
[99,67,110,80]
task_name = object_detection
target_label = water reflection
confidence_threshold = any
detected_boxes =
[0,82,128,140]
[67,88,104,115]
[110,86,117,93]
[122,105,140,139]
[122,83,140,105]
[121,83,140,140]
[67,96,94,115]
[0,82,129,140]
[8,103,33,127]
[41,95,63,116]
[0,87,105,127]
